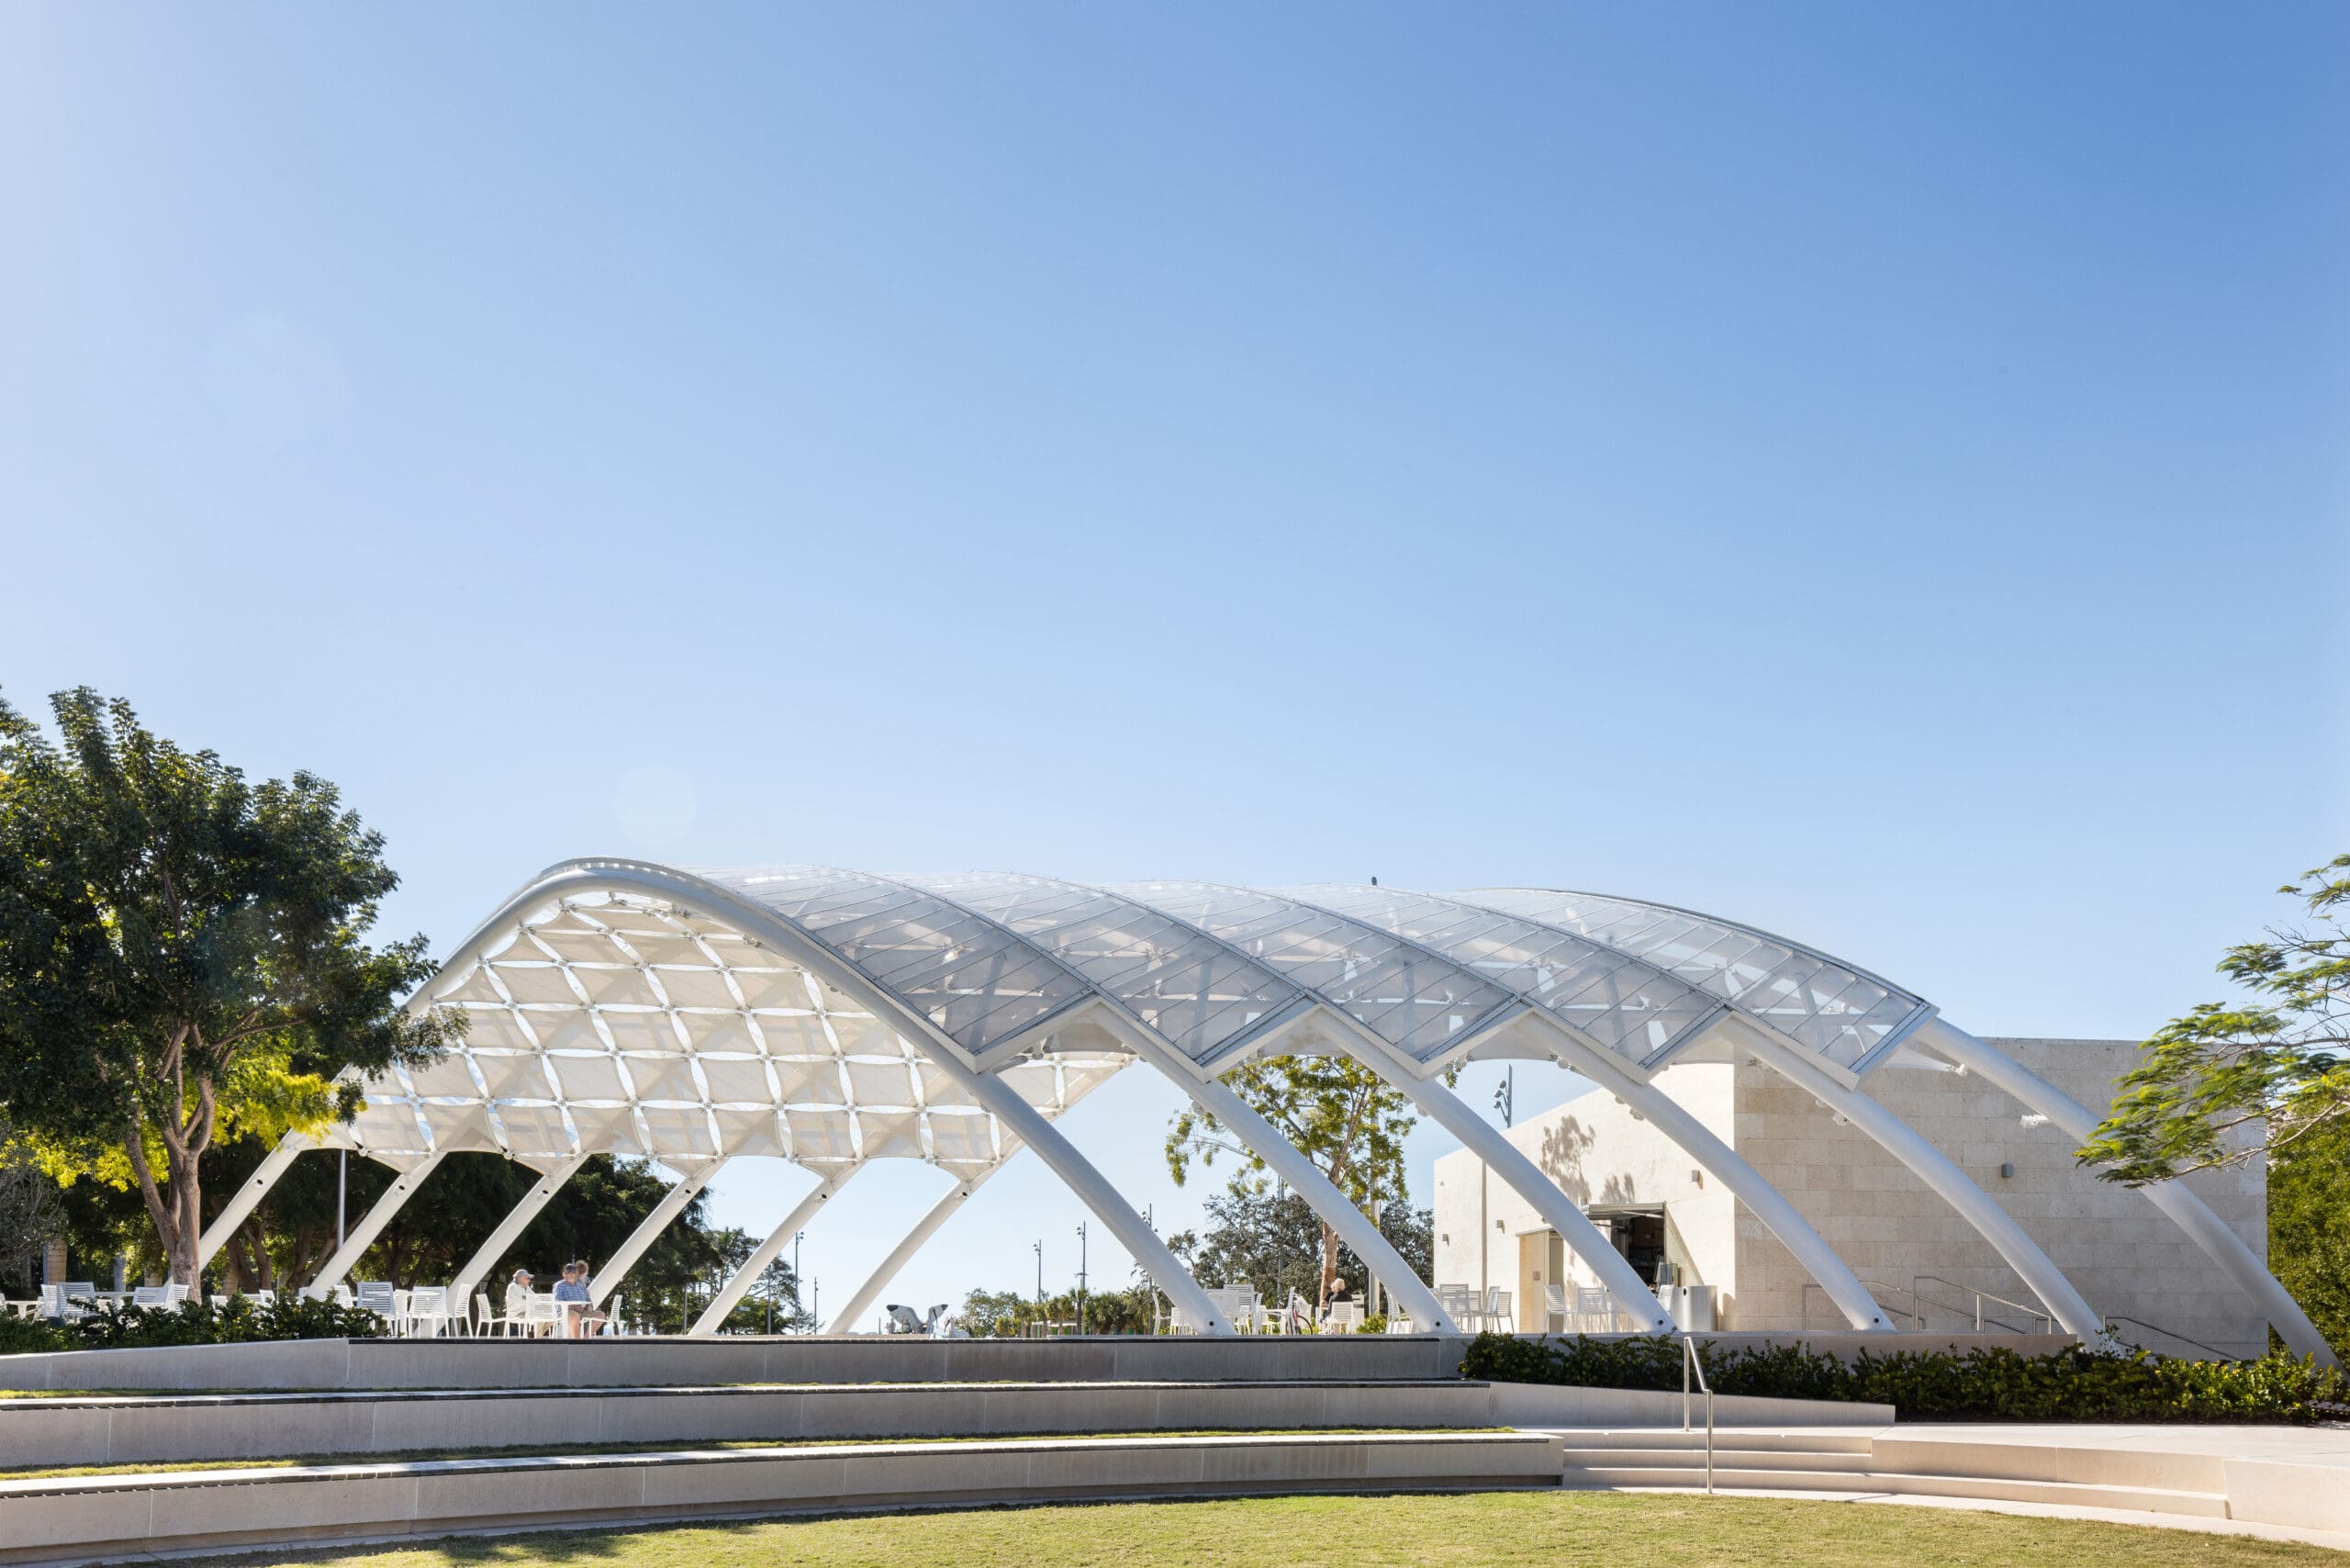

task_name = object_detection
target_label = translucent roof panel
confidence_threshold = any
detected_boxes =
[1278,884,1726,1063]
[1460,889,1930,1070]
[899,872,1305,1063]
[702,866,1089,1054]
[326,890,1123,1171]
[1102,882,1518,1063]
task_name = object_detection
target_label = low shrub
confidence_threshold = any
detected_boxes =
[0,1294,388,1355]
[1458,1331,2349,1423]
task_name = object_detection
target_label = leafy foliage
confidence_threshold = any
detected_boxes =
[2267,1114,2350,1361]
[2081,854,2350,1183]
[1168,1186,1434,1308]
[0,1292,388,1355]
[960,1284,1169,1337]
[1459,1333,2349,1423]
[0,689,461,1282]
[1165,1054,1416,1310]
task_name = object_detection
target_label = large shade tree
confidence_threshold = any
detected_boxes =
[1164,1053,1416,1310]
[0,689,459,1284]
[2081,854,2349,1183]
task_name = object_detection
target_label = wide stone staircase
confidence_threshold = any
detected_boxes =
[0,1338,1575,1565]
[1554,1425,2340,1529]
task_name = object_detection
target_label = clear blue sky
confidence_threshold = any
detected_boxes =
[4,5,2344,1318]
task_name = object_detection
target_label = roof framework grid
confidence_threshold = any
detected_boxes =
[209,858,2318,1354]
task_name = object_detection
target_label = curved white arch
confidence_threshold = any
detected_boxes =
[878,873,1459,1333]
[1488,887,2321,1356]
[1269,884,1893,1332]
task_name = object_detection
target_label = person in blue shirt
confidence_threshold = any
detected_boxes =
[553,1260,608,1338]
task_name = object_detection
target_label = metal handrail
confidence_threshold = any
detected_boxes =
[1800,1275,2053,1337]
[1911,1275,2051,1335]
[2104,1315,2238,1361]
[1682,1334,1714,1495]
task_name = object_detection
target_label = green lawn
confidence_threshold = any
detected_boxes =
[183,1491,2339,1567]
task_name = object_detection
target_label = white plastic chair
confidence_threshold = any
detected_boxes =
[1543,1282,1569,1333]
[523,1291,563,1338]
[130,1285,172,1308]
[1483,1286,1513,1333]
[353,1281,398,1329]
[1575,1286,1611,1334]
[401,1286,451,1338]
[1436,1283,1479,1330]
[1324,1300,1363,1335]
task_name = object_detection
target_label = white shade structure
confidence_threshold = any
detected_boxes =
[213,858,2328,1358]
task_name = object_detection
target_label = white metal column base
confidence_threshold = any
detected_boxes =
[196,1135,312,1272]
[592,1159,727,1309]
[689,1171,853,1337]
[308,1153,448,1294]
[1919,1019,2335,1365]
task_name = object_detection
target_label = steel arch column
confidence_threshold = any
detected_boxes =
[433,861,1232,1338]
[196,1133,313,1271]
[826,1165,1003,1334]
[1108,1020,1458,1334]
[1735,1021,2104,1339]
[1525,1018,1893,1332]
[1320,1015,1673,1332]
[690,1170,855,1336]
[307,1153,447,1294]
[1919,1019,2334,1364]
[448,1155,589,1312]
[592,1159,728,1310]
[954,1057,1234,1335]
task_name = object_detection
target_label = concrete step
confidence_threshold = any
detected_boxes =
[0,1429,1570,1567]
[1568,1459,2232,1520]
[0,1379,1499,1471]
[1563,1446,1875,1475]
[1555,1428,1874,1456]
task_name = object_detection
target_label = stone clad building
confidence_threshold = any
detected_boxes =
[1434,1038,2269,1357]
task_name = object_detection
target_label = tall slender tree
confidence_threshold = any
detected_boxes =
[1163,1053,1415,1310]
[0,688,460,1283]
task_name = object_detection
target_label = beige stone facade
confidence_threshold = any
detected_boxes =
[1432,1039,2268,1356]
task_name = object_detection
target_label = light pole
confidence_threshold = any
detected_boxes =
[1034,1238,1043,1305]
[793,1230,804,1332]
[1076,1221,1088,1336]
[336,1149,348,1251]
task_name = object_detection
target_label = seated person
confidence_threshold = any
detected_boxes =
[504,1269,536,1334]
[554,1260,608,1338]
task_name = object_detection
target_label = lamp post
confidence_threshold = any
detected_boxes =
[793,1230,804,1332]
[1076,1222,1088,1336]
[1034,1238,1043,1306]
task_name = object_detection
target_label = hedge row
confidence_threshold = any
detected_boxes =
[1458,1331,2348,1423]
[0,1295,387,1355]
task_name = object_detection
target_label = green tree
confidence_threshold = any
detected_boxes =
[1169,1187,1434,1312]
[1164,1054,1416,1311]
[0,689,461,1283]
[2267,1115,2350,1361]
[2081,855,2350,1183]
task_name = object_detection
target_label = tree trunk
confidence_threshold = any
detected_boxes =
[1318,1221,1338,1310]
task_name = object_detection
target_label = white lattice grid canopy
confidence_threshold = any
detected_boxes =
[315,890,1125,1177]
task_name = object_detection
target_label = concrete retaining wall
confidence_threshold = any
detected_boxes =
[0,1334,1473,1393]
[0,1432,1569,1566]
[0,1380,1497,1467]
